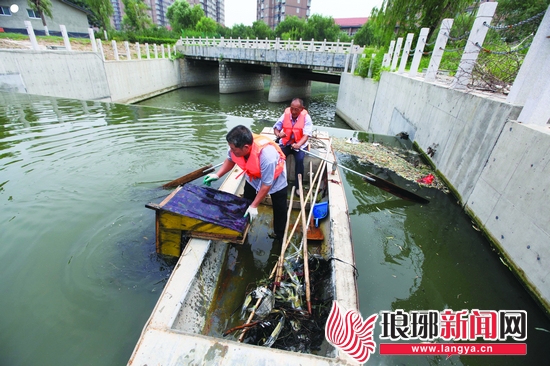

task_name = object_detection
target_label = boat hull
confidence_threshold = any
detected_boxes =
[129,129,359,365]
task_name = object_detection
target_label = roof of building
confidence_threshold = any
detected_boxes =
[334,17,369,28]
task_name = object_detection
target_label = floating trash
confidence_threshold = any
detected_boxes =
[417,174,435,184]
[332,137,449,192]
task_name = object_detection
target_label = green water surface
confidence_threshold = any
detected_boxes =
[0,86,548,366]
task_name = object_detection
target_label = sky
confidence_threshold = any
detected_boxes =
[224,0,384,28]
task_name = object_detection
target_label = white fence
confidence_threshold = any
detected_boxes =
[21,21,176,62]
[21,21,363,62]
[373,3,550,126]
[378,2,500,84]
[178,36,364,54]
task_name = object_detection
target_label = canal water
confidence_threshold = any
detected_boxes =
[0,86,548,366]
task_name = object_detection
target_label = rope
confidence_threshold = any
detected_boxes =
[444,31,470,41]
[439,46,461,53]
[329,257,359,278]
[474,41,533,55]
[483,10,546,30]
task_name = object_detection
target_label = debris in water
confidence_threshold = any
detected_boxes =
[396,132,409,140]
[417,174,434,185]
[332,137,448,192]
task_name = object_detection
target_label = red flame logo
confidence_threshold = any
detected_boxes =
[325,301,378,364]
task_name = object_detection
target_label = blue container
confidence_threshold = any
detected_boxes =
[313,201,328,227]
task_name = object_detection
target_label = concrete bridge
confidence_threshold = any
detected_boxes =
[176,37,364,102]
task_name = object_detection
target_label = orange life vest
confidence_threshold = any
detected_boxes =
[230,134,286,180]
[280,108,308,146]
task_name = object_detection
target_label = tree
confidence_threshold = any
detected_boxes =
[275,15,306,40]
[353,21,376,47]
[166,0,205,34]
[189,5,204,27]
[493,0,550,42]
[227,23,254,39]
[303,14,342,42]
[251,20,275,39]
[195,17,217,35]
[27,0,53,35]
[216,23,230,38]
[122,0,153,32]
[85,0,114,32]
[338,31,352,43]
[376,0,471,44]
[363,5,392,47]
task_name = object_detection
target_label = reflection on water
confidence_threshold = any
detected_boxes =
[137,81,352,129]
[339,154,550,366]
[0,92,248,366]
[1,90,549,366]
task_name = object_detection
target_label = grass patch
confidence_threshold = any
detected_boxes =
[0,32,91,45]
[0,32,29,40]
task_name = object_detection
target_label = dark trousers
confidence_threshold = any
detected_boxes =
[243,182,288,242]
[281,145,305,189]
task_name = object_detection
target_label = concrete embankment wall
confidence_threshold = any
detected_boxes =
[336,72,550,311]
[104,59,183,104]
[0,50,187,103]
[0,50,111,101]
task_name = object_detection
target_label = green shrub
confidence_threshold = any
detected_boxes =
[181,29,220,39]
[106,29,179,45]
[355,47,386,81]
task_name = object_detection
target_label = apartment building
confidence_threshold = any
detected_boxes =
[188,0,225,26]
[257,0,310,29]
[110,0,224,30]
[110,0,123,30]
[149,0,175,27]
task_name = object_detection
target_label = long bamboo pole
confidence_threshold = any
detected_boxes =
[298,175,311,314]
[238,286,266,342]
[269,159,326,281]
[240,190,297,342]
[302,160,326,248]
[271,186,295,294]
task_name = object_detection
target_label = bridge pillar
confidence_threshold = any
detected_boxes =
[219,62,264,93]
[268,66,311,103]
[180,59,218,87]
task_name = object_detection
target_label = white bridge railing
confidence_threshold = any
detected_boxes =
[179,36,364,54]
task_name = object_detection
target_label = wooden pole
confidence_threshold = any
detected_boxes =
[162,162,223,188]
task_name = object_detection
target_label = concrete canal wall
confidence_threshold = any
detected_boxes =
[336,72,550,311]
[104,59,183,104]
[1,48,548,311]
[0,50,198,103]
[0,50,111,101]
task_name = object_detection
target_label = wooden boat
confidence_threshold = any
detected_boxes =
[129,128,360,365]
